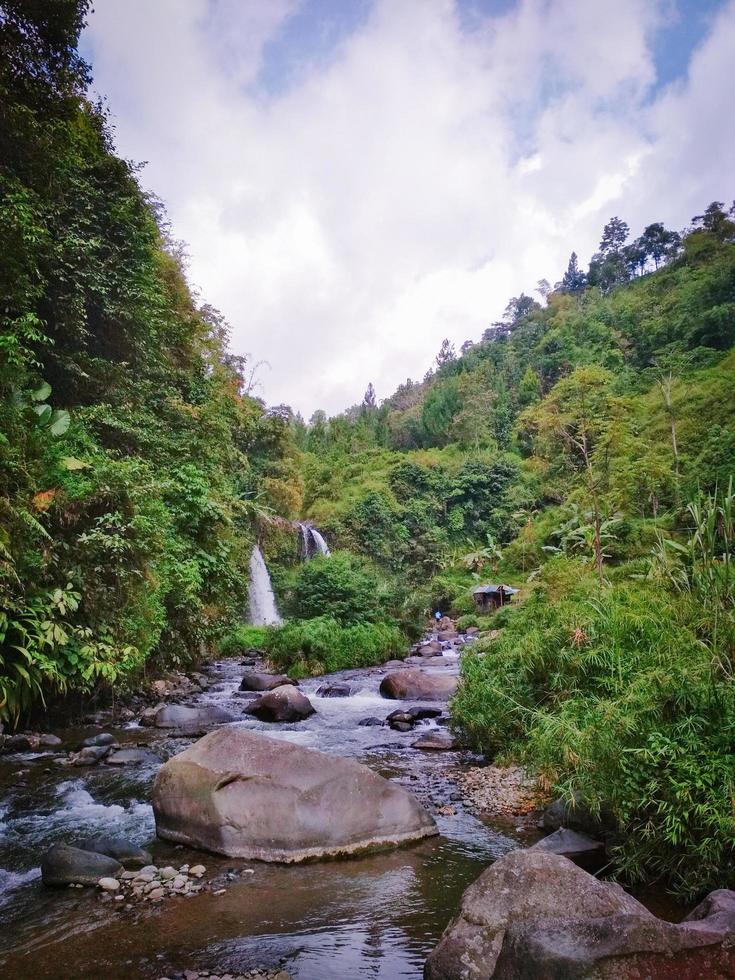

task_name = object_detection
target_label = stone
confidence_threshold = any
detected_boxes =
[387,709,415,727]
[541,793,601,833]
[383,660,407,668]
[41,843,123,887]
[77,837,153,869]
[419,642,443,657]
[152,727,437,861]
[39,733,62,747]
[379,670,458,702]
[464,626,480,636]
[139,705,161,727]
[153,704,236,730]
[68,744,111,765]
[358,717,384,727]
[315,683,351,697]
[239,672,296,692]
[531,827,605,868]
[159,865,178,880]
[147,887,165,901]
[391,721,413,732]
[408,706,443,720]
[79,732,115,748]
[98,877,120,891]
[245,686,315,723]
[106,747,156,766]
[4,734,35,752]
[411,731,456,750]
[425,848,735,979]
[172,874,188,890]
[189,864,206,877]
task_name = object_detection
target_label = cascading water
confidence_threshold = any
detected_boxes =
[297,522,331,559]
[248,545,282,626]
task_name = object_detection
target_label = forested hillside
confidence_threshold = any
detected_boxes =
[0,2,300,722]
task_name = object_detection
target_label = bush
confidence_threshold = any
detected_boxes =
[265,616,406,676]
[288,552,382,624]
[452,559,735,900]
[218,625,272,656]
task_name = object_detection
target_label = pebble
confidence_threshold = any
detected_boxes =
[98,877,120,892]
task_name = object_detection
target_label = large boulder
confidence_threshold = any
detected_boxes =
[41,842,122,887]
[530,827,605,869]
[425,849,735,979]
[152,727,437,861]
[380,669,458,702]
[245,685,315,723]
[239,672,295,692]
[77,837,152,868]
[152,704,236,731]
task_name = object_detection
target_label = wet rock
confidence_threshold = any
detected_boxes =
[315,683,351,698]
[358,717,384,727]
[153,704,236,730]
[239,672,296,692]
[68,744,112,765]
[531,827,605,868]
[412,732,456,750]
[4,734,35,752]
[152,727,437,861]
[387,709,415,728]
[408,706,442,720]
[379,669,458,702]
[419,642,443,657]
[391,721,413,732]
[436,630,459,642]
[425,849,735,979]
[39,733,62,747]
[383,659,407,668]
[106,747,156,766]
[463,626,480,636]
[139,705,162,727]
[78,837,153,869]
[41,842,123,887]
[151,672,200,699]
[245,686,315,723]
[80,732,116,748]
[541,794,601,833]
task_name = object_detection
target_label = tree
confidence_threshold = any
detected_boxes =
[599,216,630,255]
[522,366,614,581]
[362,382,377,409]
[435,338,456,369]
[691,201,735,241]
[560,252,587,293]
[636,222,681,269]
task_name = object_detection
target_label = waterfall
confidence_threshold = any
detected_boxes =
[297,522,331,559]
[248,545,282,626]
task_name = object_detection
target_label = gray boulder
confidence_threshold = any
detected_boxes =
[425,848,735,979]
[77,837,152,868]
[380,669,458,702]
[419,642,443,657]
[153,704,236,730]
[531,827,605,869]
[316,683,352,698]
[41,843,123,887]
[106,747,157,766]
[239,672,296,692]
[68,744,111,766]
[79,732,115,748]
[412,731,456,751]
[245,685,315,723]
[152,727,437,861]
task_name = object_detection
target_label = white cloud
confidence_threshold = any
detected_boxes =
[82,0,735,416]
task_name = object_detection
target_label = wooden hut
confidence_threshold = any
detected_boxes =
[472,584,519,612]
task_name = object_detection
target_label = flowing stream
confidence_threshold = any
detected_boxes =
[0,638,527,979]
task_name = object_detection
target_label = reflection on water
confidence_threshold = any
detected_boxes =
[0,652,520,978]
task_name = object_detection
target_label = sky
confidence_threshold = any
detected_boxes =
[81,0,735,418]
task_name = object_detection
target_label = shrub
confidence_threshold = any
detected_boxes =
[288,552,382,624]
[265,616,406,675]
[218,625,272,656]
[452,559,735,900]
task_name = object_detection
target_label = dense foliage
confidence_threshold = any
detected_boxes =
[265,616,406,677]
[0,1,297,723]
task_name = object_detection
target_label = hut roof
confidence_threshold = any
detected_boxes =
[472,584,519,596]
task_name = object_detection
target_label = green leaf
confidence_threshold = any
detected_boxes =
[33,404,52,424]
[49,410,71,436]
[31,382,52,402]
[60,456,90,471]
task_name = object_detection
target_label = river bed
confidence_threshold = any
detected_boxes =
[0,640,530,978]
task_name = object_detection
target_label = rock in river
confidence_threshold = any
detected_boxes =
[412,731,456,751]
[77,837,153,868]
[152,727,437,861]
[530,827,605,868]
[41,843,123,887]
[424,848,735,979]
[379,669,458,702]
[239,672,296,692]
[316,683,351,697]
[153,704,236,730]
[245,685,315,723]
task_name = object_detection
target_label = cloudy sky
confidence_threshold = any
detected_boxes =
[81,0,734,417]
